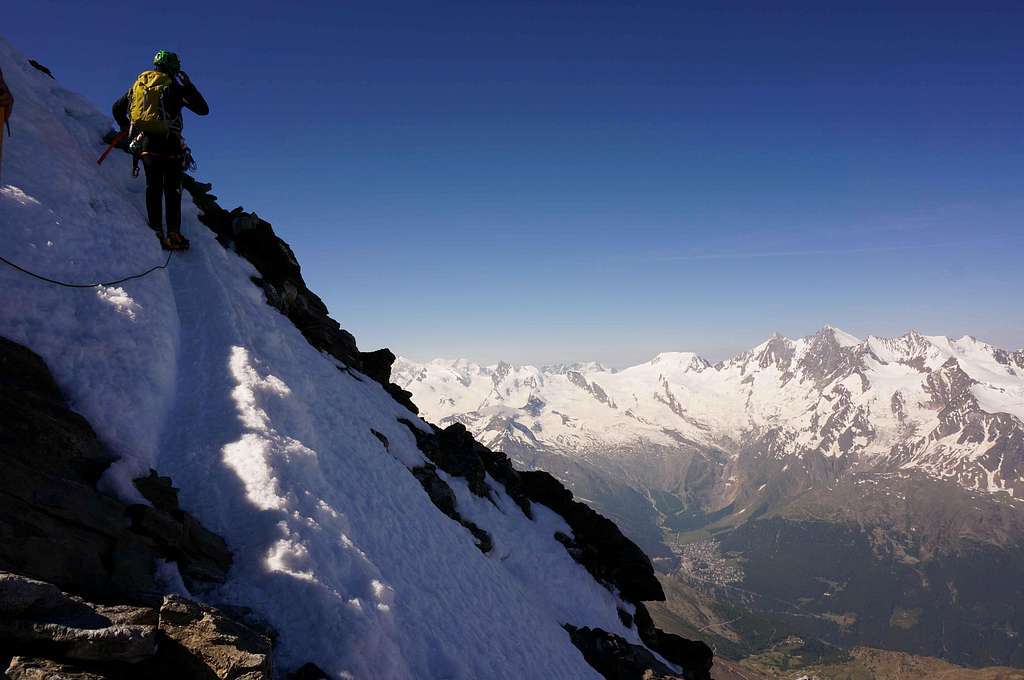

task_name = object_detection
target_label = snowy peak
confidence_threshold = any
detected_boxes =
[795,326,865,388]
[866,330,935,368]
[817,324,861,347]
[756,334,796,371]
[721,326,863,384]
[544,361,612,375]
[649,352,711,373]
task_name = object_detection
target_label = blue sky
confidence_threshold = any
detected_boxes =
[6,1,1023,365]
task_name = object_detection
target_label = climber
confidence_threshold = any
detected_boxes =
[112,50,209,251]
[0,66,13,183]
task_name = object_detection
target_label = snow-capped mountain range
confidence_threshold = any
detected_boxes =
[395,327,1024,498]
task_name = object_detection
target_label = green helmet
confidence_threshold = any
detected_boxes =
[153,50,181,74]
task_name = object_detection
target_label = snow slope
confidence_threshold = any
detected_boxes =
[0,38,644,678]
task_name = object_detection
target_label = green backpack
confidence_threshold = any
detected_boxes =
[129,70,175,136]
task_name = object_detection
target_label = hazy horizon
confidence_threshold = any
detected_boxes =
[394,323,1023,370]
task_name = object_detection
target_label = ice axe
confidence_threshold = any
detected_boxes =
[97,129,127,166]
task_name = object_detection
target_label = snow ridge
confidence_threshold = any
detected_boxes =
[0,37,650,679]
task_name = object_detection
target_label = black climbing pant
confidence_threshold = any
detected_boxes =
[142,152,183,236]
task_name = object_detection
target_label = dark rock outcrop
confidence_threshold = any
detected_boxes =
[400,420,534,515]
[402,420,493,500]
[634,603,714,680]
[129,472,232,591]
[398,418,665,603]
[410,464,493,553]
[0,336,159,602]
[0,336,114,482]
[178,174,418,413]
[359,348,398,386]
[360,348,419,414]
[397,418,712,676]
[520,469,665,603]
[0,338,270,677]
[0,572,157,664]
[564,625,684,679]
[0,336,230,602]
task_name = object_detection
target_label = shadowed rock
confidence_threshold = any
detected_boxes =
[410,464,493,553]
[518,469,665,603]
[0,572,157,663]
[564,625,685,679]
[286,661,330,679]
[0,338,271,675]
[397,418,665,604]
[0,337,233,602]
[634,603,714,680]
[0,337,159,601]
[129,472,232,591]
[178,175,418,414]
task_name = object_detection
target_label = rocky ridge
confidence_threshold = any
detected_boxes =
[177,174,713,680]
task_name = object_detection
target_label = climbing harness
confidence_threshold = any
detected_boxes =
[0,250,173,289]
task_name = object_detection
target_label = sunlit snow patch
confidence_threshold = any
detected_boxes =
[96,285,141,320]
[266,530,319,583]
[0,185,41,206]
[370,579,395,613]
[223,346,317,511]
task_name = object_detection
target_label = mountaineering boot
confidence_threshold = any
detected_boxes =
[167,232,190,251]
